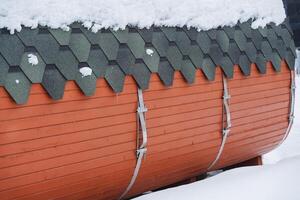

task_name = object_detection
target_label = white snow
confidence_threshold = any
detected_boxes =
[146,48,154,56]
[0,0,286,34]
[27,54,38,66]
[79,67,92,77]
[134,156,300,200]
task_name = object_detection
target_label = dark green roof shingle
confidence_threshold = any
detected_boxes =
[0,19,296,104]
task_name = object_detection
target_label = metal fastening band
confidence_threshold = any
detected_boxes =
[119,88,148,200]
[208,75,231,170]
[277,70,296,146]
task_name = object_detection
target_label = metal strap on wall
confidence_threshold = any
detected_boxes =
[278,70,296,146]
[119,88,148,200]
[208,75,232,170]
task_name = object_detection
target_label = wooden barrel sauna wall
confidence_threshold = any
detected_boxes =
[0,20,296,200]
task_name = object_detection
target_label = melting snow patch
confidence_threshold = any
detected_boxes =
[146,48,154,56]
[79,67,92,77]
[0,0,286,34]
[27,54,38,66]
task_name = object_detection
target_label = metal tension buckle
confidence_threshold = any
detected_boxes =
[222,127,231,137]
[136,148,147,157]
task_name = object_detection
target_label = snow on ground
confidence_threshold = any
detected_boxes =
[0,0,286,34]
[134,156,300,200]
[133,57,300,200]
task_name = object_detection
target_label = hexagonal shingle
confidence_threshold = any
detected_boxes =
[138,27,154,43]
[219,56,234,78]
[271,51,282,72]
[227,41,241,64]
[20,52,46,83]
[69,33,91,62]
[112,28,129,44]
[166,45,183,70]
[238,54,251,76]
[183,27,198,41]
[98,33,119,61]
[105,65,125,93]
[152,31,169,57]
[143,46,160,73]
[175,30,191,55]
[116,45,135,74]
[49,29,71,46]
[239,21,252,38]
[285,49,295,70]
[251,29,263,49]
[33,30,61,64]
[131,62,151,90]
[127,32,146,59]
[207,29,217,40]
[75,65,97,96]
[5,66,31,104]
[0,54,9,86]
[255,53,267,74]
[261,40,273,61]
[17,27,39,46]
[55,48,79,80]
[216,30,229,52]
[87,47,109,78]
[209,44,223,66]
[0,34,24,66]
[234,30,247,51]
[201,57,216,81]
[161,27,177,42]
[245,41,257,63]
[180,58,196,84]
[42,65,66,100]
[196,31,211,54]
[157,59,174,86]
[188,44,204,68]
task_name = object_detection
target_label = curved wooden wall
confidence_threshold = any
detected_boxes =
[0,62,291,200]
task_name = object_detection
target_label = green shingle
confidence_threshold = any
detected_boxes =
[143,46,160,73]
[69,33,91,62]
[20,52,46,83]
[0,34,24,66]
[180,58,196,84]
[5,67,31,104]
[42,65,66,100]
[0,21,296,104]
[202,57,216,81]
[157,59,174,86]
[0,54,9,86]
[105,65,125,93]
[50,29,71,45]
[75,67,97,96]
[87,48,109,77]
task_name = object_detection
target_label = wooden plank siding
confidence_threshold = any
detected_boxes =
[0,62,291,200]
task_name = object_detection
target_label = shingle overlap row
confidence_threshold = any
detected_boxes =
[0,20,296,104]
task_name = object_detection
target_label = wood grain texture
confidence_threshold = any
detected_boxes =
[0,62,291,200]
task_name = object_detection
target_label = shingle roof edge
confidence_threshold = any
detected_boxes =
[0,19,296,104]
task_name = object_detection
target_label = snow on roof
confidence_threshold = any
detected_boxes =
[0,0,286,34]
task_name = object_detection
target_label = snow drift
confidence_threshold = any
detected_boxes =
[134,156,300,200]
[0,0,286,33]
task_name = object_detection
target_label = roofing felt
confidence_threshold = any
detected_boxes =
[0,19,296,104]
